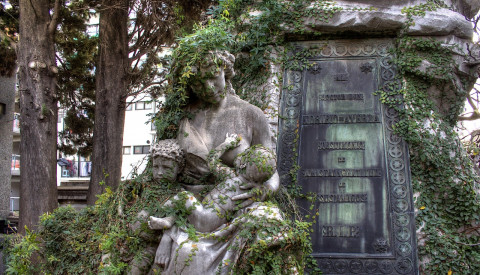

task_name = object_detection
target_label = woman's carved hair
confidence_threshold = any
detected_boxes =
[213,50,235,94]
[191,50,236,95]
[215,50,235,80]
[151,139,185,169]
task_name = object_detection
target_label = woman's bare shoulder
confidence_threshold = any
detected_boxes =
[226,94,265,118]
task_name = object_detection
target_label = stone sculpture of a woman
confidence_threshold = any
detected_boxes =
[149,50,284,275]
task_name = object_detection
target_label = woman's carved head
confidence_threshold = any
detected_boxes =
[190,50,236,104]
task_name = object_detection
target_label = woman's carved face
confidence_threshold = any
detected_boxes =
[191,56,227,104]
[204,66,226,104]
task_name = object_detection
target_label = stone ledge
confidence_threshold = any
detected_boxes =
[281,4,473,39]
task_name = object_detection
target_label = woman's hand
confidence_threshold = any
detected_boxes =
[223,133,241,150]
[232,172,279,208]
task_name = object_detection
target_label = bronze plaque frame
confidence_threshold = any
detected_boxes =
[278,39,418,274]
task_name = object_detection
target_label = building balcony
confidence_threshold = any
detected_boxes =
[11,154,20,176]
[12,113,20,135]
[10,196,19,212]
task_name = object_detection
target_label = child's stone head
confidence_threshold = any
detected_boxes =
[151,139,184,181]
[234,145,276,183]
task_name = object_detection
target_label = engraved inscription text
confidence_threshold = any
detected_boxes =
[322,225,361,238]
[318,141,365,150]
[318,94,364,101]
[303,114,381,124]
[318,193,368,203]
[303,169,382,177]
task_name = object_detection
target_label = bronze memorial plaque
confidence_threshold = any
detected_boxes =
[278,40,418,274]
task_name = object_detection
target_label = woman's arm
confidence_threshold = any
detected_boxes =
[231,107,279,207]
[250,107,275,151]
[207,133,240,177]
[231,172,279,208]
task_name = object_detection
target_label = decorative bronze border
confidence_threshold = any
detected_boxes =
[278,39,418,274]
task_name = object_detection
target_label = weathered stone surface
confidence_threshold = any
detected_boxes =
[456,0,480,19]
[408,8,473,38]
[238,47,284,151]
[335,0,480,20]
[403,34,480,116]
[149,51,283,274]
[298,5,473,39]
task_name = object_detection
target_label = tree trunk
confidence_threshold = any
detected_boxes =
[18,0,59,233]
[87,0,129,205]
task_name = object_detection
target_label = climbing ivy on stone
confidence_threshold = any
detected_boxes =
[154,23,235,140]
[157,0,480,273]
[6,1,480,274]
[375,2,480,273]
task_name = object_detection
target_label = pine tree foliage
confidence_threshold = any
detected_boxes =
[56,1,97,157]
[59,0,212,157]
[1,0,212,156]
[0,0,18,77]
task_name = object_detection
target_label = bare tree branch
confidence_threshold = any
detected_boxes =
[458,91,480,121]
[48,0,61,36]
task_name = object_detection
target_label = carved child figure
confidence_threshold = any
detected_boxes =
[126,139,184,275]
[151,139,185,183]
[148,134,276,267]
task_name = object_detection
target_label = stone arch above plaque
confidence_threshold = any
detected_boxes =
[278,39,418,274]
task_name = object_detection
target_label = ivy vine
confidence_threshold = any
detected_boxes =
[6,1,480,274]
[375,2,480,273]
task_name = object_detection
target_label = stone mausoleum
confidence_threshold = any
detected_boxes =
[256,1,480,274]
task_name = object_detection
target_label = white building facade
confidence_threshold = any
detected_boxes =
[56,96,158,186]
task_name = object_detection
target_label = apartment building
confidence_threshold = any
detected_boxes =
[57,96,157,184]
[1,75,15,223]
[55,96,158,208]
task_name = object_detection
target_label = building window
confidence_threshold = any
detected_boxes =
[133,145,150,154]
[123,146,131,155]
[135,102,145,110]
[59,159,91,178]
[135,101,152,110]
[126,104,132,111]
[86,24,99,37]
[13,113,20,133]
[57,110,65,123]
